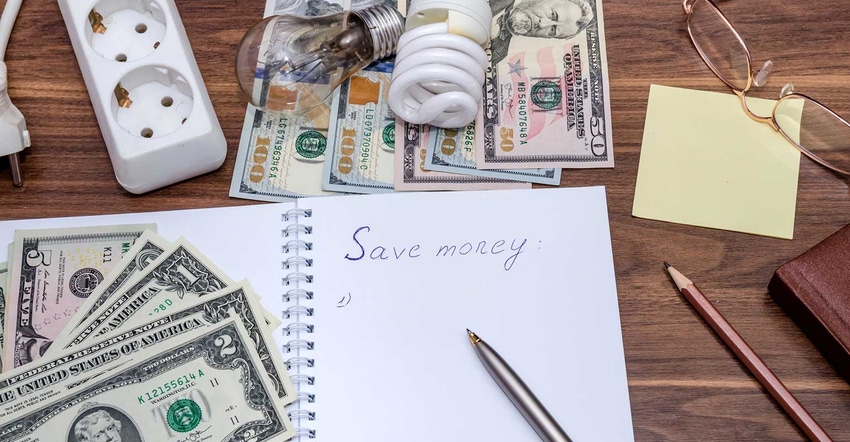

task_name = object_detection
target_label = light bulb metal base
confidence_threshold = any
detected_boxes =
[352,3,405,63]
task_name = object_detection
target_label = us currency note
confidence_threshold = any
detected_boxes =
[0,262,6,371]
[229,0,348,201]
[476,0,614,169]
[0,319,295,442]
[3,224,153,370]
[60,230,171,339]
[321,0,400,193]
[426,123,562,184]
[0,283,295,419]
[55,239,233,351]
[394,119,528,191]
[271,0,382,16]
[323,61,397,193]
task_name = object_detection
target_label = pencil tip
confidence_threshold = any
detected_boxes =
[663,261,671,269]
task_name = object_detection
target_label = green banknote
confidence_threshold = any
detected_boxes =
[322,65,397,193]
[393,119,528,191]
[426,123,561,185]
[477,0,615,169]
[0,262,6,372]
[0,283,295,420]
[59,230,171,339]
[3,224,153,370]
[0,319,295,442]
[54,239,234,350]
[229,0,347,201]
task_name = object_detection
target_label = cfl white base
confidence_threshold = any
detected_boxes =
[57,0,225,194]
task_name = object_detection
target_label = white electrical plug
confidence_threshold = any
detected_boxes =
[0,60,30,186]
[57,0,226,194]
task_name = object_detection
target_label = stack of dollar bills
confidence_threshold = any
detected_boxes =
[0,225,298,441]
[230,0,613,201]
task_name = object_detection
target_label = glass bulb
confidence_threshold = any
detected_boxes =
[236,4,404,116]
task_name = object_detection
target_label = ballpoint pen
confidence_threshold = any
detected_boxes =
[467,329,573,442]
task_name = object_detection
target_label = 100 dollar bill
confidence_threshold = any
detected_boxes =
[3,224,153,370]
[231,105,339,201]
[229,0,348,201]
[0,319,295,442]
[476,0,614,169]
[426,124,561,185]
[394,119,527,191]
[323,64,397,193]
[0,262,6,372]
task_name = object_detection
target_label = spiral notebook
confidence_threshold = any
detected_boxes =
[0,186,633,441]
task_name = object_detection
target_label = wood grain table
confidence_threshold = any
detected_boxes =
[1,0,849,440]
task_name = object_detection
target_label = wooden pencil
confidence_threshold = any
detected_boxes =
[664,262,832,442]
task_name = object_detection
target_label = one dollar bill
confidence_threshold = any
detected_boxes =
[54,239,233,351]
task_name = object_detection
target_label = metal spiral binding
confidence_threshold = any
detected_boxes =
[280,208,316,439]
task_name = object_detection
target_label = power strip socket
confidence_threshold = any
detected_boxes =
[57,0,226,194]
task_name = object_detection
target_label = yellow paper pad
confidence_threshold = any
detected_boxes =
[632,84,804,239]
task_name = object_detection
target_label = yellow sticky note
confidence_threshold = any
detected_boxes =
[632,84,804,239]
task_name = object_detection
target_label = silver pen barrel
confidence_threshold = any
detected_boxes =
[470,332,573,442]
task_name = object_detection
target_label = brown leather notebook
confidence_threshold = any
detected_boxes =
[768,224,850,382]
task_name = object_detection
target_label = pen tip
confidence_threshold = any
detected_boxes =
[663,261,671,269]
[466,329,480,346]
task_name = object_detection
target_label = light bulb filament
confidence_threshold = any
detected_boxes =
[281,47,329,75]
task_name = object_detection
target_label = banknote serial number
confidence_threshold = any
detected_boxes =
[138,370,203,404]
[149,298,174,316]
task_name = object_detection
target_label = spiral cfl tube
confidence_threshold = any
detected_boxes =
[388,17,489,128]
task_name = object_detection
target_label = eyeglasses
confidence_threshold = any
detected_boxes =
[683,0,850,176]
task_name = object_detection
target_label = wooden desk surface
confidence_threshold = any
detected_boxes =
[2,0,849,439]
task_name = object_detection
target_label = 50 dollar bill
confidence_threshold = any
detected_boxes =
[476,0,614,170]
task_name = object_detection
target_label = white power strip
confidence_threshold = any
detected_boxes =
[57,0,226,194]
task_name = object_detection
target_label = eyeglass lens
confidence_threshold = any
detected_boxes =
[688,0,750,91]
[775,97,850,174]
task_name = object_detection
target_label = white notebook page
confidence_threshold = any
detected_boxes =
[294,186,633,441]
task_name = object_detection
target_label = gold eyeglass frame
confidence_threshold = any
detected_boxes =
[683,0,850,176]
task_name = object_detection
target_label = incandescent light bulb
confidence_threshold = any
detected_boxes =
[235,4,404,116]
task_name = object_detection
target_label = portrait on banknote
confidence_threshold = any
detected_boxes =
[273,0,383,15]
[273,0,340,15]
[68,406,142,442]
[490,0,595,64]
